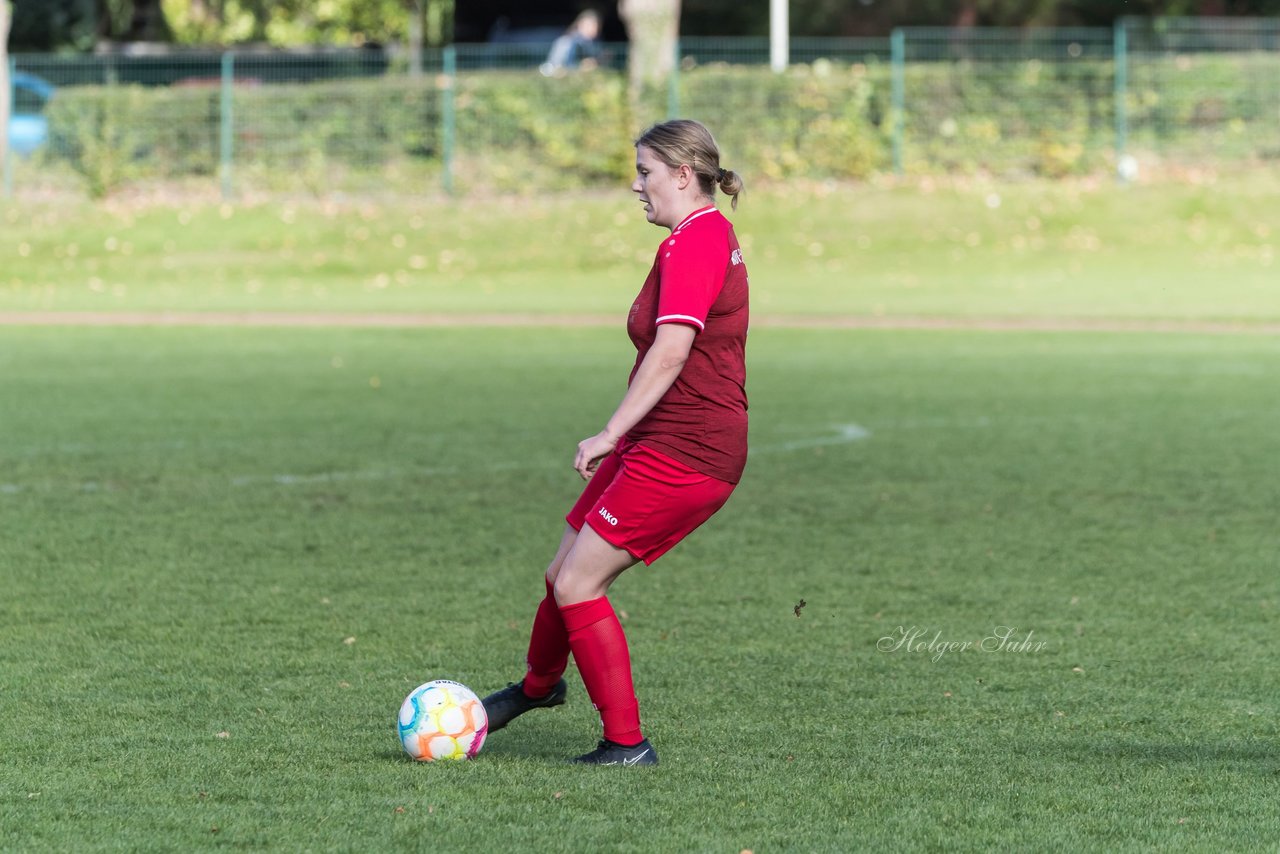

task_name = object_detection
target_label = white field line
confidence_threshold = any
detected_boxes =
[228,424,873,486]
[228,458,544,487]
[0,424,872,495]
[0,480,108,495]
[749,423,872,454]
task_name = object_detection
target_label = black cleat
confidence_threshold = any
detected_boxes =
[571,738,659,767]
[482,679,567,733]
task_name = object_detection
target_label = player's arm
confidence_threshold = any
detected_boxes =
[574,323,696,479]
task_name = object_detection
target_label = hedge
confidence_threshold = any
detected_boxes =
[35,53,1280,196]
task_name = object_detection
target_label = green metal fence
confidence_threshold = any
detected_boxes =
[1124,17,1280,166]
[4,19,1280,199]
[892,28,1118,177]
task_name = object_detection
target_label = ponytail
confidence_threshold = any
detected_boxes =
[637,119,745,210]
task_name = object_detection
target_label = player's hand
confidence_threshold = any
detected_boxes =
[575,431,618,480]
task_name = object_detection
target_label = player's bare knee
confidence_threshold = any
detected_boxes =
[551,570,582,606]
[543,525,578,587]
[544,550,565,584]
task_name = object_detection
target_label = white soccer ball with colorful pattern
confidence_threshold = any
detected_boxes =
[397,680,489,761]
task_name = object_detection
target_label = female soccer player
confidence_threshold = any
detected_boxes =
[483,119,748,767]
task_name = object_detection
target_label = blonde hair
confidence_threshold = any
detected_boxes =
[635,119,744,210]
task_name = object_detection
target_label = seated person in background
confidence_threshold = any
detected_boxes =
[541,10,602,75]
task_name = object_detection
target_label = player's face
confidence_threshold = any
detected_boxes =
[632,145,680,229]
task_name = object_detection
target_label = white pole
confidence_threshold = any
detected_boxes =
[770,0,788,73]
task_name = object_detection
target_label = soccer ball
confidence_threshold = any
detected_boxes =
[397,680,489,762]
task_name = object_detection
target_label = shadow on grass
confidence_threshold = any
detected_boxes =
[478,728,583,761]
[382,727,581,763]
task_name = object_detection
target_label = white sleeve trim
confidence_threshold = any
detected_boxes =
[656,313,705,330]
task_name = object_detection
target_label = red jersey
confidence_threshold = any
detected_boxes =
[625,206,749,484]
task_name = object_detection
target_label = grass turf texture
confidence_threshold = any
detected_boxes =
[2,325,1278,851]
[3,173,1280,323]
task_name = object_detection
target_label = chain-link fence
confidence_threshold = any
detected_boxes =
[1124,17,1280,165]
[891,28,1117,177]
[4,18,1279,199]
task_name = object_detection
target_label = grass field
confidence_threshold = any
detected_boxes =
[4,173,1280,322]
[2,180,1279,851]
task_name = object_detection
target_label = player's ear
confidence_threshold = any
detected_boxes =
[676,163,694,189]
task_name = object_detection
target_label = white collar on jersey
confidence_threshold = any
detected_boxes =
[672,205,718,235]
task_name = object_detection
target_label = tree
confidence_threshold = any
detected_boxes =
[406,0,423,75]
[619,0,679,98]
[155,0,450,49]
[95,0,172,42]
[9,0,96,52]
[424,0,451,46]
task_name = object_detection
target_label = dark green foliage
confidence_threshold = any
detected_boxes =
[680,0,1280,37]
[9,0,97,52]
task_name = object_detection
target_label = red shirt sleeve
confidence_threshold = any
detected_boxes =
[656,223,728,332]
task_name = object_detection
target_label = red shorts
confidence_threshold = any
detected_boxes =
[565,439,736,566]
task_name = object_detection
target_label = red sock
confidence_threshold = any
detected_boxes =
[522,578,569,699]
[560,596,643,746]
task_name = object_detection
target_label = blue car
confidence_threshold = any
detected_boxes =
[7,72,55,156]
